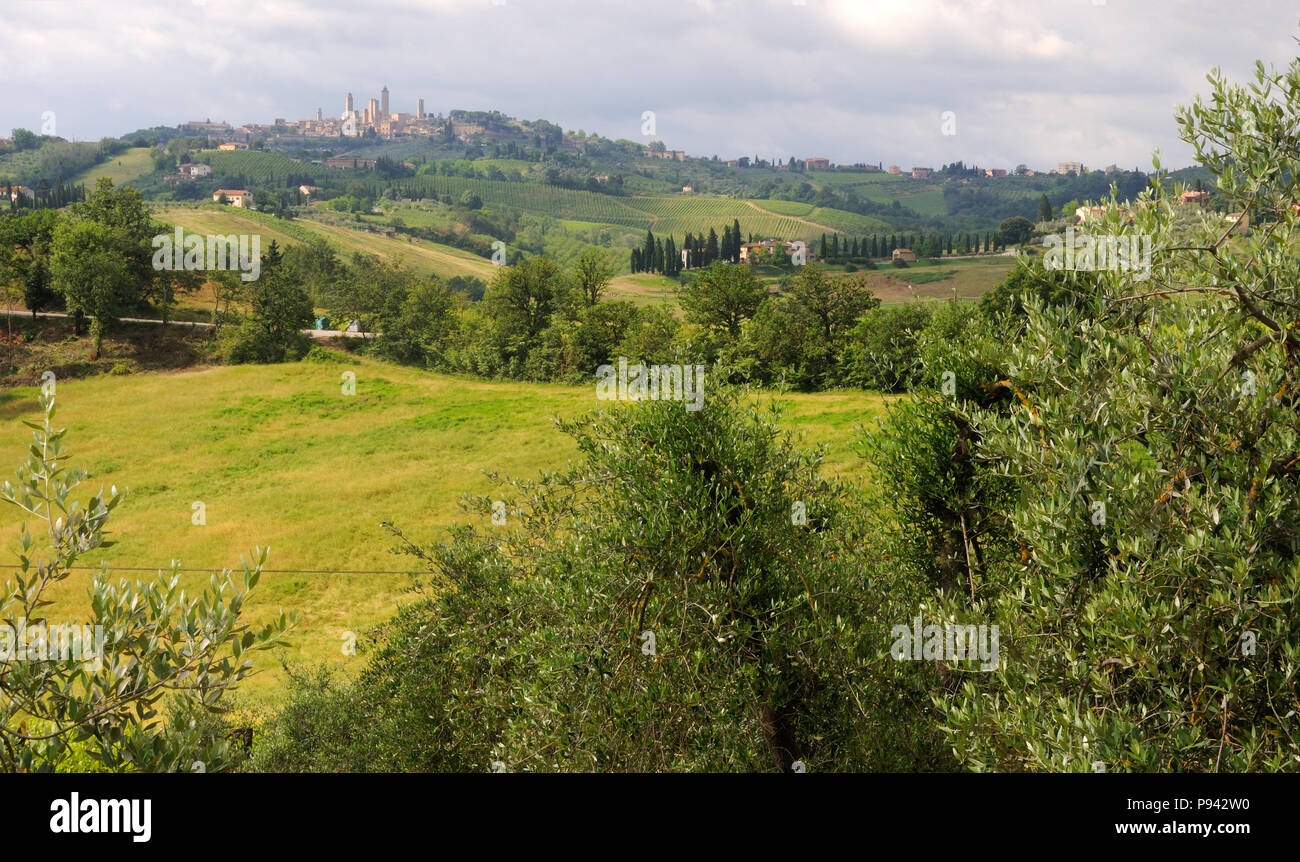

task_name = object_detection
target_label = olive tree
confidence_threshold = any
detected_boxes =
[936,56,1300,772]
[0,391,294,772]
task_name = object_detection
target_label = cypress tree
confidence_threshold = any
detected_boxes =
[1037,193,1052,224]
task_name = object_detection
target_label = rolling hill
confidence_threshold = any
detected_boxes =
[0,360,887,706]
[151,204,498,281]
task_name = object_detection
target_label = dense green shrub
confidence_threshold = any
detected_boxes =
[254,386,955,771]
[843,304,932,392]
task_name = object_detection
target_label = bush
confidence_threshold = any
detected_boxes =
[255,386,953,771]
[218,318,310,364]
[302,344,346,363]
[843,303,932,392]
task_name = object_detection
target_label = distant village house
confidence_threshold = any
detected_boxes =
[325,156,378,170]
[214,189,254,208]
[737,240,806,265]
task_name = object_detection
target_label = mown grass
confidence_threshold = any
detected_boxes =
[68,147,155,188]
[0,356,887,706]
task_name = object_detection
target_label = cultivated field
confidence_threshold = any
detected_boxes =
[151,204,498,282]
[395,174,889,239]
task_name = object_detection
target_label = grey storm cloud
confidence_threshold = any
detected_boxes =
[2,0,1297,170]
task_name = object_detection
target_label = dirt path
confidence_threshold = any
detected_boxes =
[1,310,362,338]
[742,200,842,234]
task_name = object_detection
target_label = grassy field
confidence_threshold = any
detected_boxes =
[606,272,683,308]
[862,255,1015,303]
[0,357,887,707]
[69,147,155,188]
[151,204,498,282]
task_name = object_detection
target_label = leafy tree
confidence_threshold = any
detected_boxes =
[10,129,39,151]
[68,178,172,315]
[221,241,312,363]
[570,248,614,307]
[374,276,460,368]
[996,216,1034,246]
[679,260,768,337]
[843,303,933,392]
[892,52,1300,772]
[0,209,61,318]
[49,220,133,359]
[787,265,878,348]
[484,255,565,345]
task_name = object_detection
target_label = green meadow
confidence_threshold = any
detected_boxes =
[68,146,155,188]
[0,355,887,707]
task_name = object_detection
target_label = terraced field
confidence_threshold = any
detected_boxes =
[198,149,331,182]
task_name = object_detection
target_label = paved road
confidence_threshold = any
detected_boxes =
[1,309,365,338]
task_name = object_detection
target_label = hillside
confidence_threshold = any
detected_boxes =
[0,359,887,706]
[392,173,891,240]
[151,203,498,281]
[68,146,155,187]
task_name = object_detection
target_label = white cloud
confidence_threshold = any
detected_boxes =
[2,0,1297,168]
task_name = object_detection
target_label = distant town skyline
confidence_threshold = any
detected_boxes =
[4,0,1299,171]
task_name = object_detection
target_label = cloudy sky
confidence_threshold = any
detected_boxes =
[3,0,1297,170]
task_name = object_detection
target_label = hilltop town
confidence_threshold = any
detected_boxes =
[166,84,1105,182]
